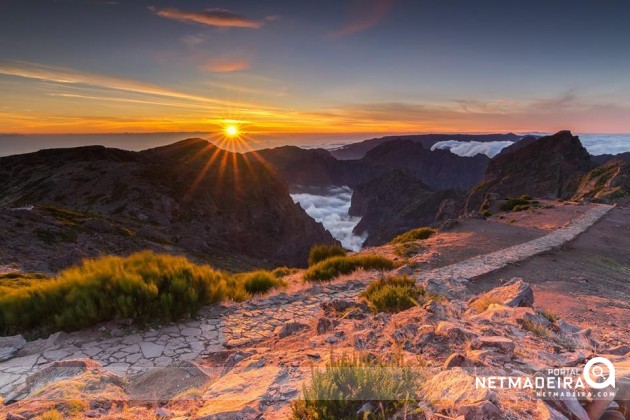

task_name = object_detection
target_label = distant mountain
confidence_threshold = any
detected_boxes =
[592,152,630,166]
[248,139,489,191]
[466,131,594,213]
[0,139,336,272]
[349,171,463,246]
[494,135,540,158]
[330,133,521,160]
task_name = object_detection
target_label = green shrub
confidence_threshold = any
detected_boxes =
[513,204,530,212]
[303,255,394,282]
[234,270,286,295]
[271,266,300,278]
[500,197,530,212]
[308,244,347,266]
[360,276,426,313]
[390,227,436,244]
[481,209,492,218]
[291,352,419,419]
[520,194,533,200]
[393,242,423,258]
[0,251,285,333]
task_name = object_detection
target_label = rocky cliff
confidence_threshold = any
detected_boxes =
[466,131,594,213]
[0,139,336,271]
[350,171,464,246]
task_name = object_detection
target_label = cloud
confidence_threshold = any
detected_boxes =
[431,140,515,158]
[328,0,395,38]
[149,7,262,29]
[201,58,250,73]
[291,186,367,251]
[0,60,266,110]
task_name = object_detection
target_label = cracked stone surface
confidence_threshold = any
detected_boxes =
[0,204,612,397]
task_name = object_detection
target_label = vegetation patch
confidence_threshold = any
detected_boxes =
[308,244,347,266]
[539,309,558,323]
[500,197,530,212]
[0,251,286,334]
[390,227,436,244]
[470,295,503,312]
[393,242,423,258]
[291,352,419,419]
[360,276,427,313]
[521,319,551,337]
[303,255,394,282]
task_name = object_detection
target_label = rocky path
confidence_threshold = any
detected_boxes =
[0,204,612,398]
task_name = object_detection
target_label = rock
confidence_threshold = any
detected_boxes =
[600,410,626,420]
[0,335,26,362]
[321,299,369,316]
[316,317,333,334]
[6,413,27,420]
[156,407,174,417]
[277,322,308,338]
[435,321,478,341]
[470,278,534,309]
[423,368,493,409]
[139,342,164,358]
[84,410,101,418]
[278,384,297,395]
[606,344,630,356]
[545,391,590,420]
[536,400,568,420]
[443,353,476,369]
[469,336,515,354]
[458,401,502,419]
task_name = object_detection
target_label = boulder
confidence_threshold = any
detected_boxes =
[423,368,494,410]
[277,322,308,338]
[0,335,26,362]
[316,317,333,335]
[470,278,534,309]
[469,336,515,354]
[435,321,478,341]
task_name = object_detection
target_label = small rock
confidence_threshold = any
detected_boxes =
[458,401,502,419]
[316,317,333,335]
[277,322,308,338]
[6,413,27,420]
[444,353,475,369]
[84,410,101,418]
[470,278,534,309]
[156,407,174,417]
[469,336,515,354]
[606,344,630,356]
[279,384,297,395]
[435,321,478,341]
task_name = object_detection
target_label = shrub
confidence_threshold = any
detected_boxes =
[393,242,423,258]
[271,266,300,278]
[0,251,285,333]
[303,255,394,282]
[539,309,558,323]
[513,204,530,212]
[481,209,492,218]
[234,270,286,295]
[520,194,533,200]
[390,227,436,244]
[470,295,502,312]
[308,244,347,266]
[500,197,530,212]
[291,352,419,419]
[521,319,550,337]
[360,276,426,313]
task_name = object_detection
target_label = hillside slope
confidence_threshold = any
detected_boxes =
[0,139,336,271]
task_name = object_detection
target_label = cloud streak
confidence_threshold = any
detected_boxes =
[150,7,262,29]
[201,58,250,73]
[328,0,395,38]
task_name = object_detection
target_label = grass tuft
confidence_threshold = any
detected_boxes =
[360,276,426,313]
[303,255,394,282]
[521,319,551,337]
[0,251,286,334]
[470,295,503,312]
[308,244,347,266]
[390,228,436,244]
[291,352,419,419]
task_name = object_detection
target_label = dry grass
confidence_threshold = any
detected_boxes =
[470,295,503,312]
[521,319,551,337]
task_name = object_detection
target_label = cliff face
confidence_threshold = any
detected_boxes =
[349,171,464,246]
[0,139,336,271]
[466,131,594,213]
[572,159,630,203]
[249,139,489,191]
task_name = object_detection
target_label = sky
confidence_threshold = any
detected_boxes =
[2,0,630,136]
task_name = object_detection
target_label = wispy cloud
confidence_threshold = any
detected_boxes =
[149,7,262,29]
[201,58,250,73]
[0,60,262,108]
[328,0,395,38]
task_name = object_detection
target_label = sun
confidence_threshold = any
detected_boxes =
[225,125,239,137]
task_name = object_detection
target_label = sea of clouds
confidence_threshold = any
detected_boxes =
[290,185,367,251]
[431,134,630,158]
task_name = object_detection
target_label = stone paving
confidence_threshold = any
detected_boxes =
[0,204,612,398]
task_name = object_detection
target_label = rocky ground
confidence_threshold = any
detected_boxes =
[0,203,628,419]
